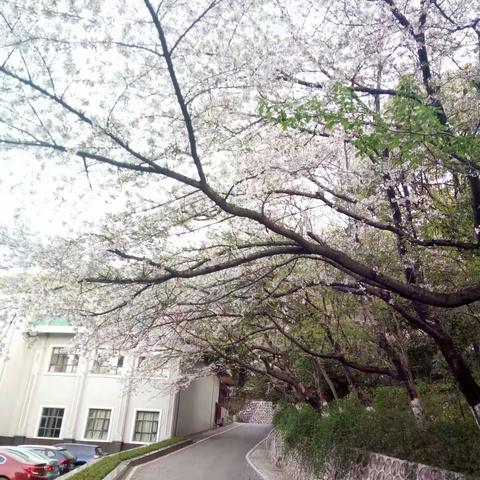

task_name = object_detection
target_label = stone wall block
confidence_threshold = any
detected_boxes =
[265,430,466,480]
[238,401,275,424]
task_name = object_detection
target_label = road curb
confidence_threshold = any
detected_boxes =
[245,437,269,480]
[111,440,193,480]
[123,424,242,480]
[62,439,192,480]
[245,430,287,480]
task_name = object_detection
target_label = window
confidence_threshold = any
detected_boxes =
[91,354,124,375]
[133,411,159,443]
[6,450,30,462]
[158,367,169,378]
[84,409,111,440]
[0,455,5,464]
[38,407,64,438]
[49,347,79,373]
[136,357,169,378]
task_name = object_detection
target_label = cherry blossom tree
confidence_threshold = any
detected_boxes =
[0,0,479,423]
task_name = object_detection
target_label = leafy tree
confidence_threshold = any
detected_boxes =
[0,0,479,424]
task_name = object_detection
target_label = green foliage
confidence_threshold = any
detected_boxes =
[240,375,284,402]
[273,387,480,477]
[67,437,184,480]
[259,76,480,246]
[273,398,375,476]
[259,76,480,169]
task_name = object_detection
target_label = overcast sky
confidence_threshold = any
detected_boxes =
[0,152,117,238]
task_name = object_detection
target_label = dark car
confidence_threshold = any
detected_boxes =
[54,444,106,466]
[0,449,50,480]
[20,446,76,474]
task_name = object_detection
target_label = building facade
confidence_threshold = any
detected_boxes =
[0,320,221,452]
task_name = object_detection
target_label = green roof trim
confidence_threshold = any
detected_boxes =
[32,318,71,327]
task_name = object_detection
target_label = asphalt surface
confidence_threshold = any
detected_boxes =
[128,423,271,480]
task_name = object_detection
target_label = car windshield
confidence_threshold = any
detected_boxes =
[22,446,59,459]
[1,450,34,464]
[25,449,50,460]
[58,444,94,455]
[58,449,75,460]
[13,449,48,463]
[40,449,56,458]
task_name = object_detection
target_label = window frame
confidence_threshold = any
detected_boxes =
[46,345,79,375]
[35,406,66,439]
[90,352,125,377]
[135,357,170,379]
[158,367,170,379]
[130,409,162,444]
[82,407,113,442]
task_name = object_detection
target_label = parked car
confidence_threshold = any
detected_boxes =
[20,446,76,474]
[54,444,106,466]
[0,448,59,479]
[0,449,51,480]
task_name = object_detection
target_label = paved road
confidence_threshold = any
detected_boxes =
[128,424,271,480]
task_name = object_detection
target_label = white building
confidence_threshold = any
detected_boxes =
[0,319,225,452]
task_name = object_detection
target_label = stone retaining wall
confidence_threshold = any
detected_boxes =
[245,448,268,480]
[266,430,466,480]
[238,401,274,424]
[266,431,316,480]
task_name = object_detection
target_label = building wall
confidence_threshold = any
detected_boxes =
[122,383,175,445]
[0,328,214,450]
[0,327,39,439]
[0,331,173,452]
[175,375,220,436]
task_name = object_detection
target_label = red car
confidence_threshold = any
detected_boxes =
[0,450,50,480]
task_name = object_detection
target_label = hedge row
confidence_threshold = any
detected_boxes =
[273,386,480,477]
[67,437,184,480]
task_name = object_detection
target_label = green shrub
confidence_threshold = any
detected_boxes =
[427,418,480,474]
[273,387,480,477]
[274,397,373,475]
[68,437,184,480]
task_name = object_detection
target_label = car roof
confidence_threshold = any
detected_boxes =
[1,447,36,453]
[2,447,49,459]
[55,443,99,449]
[4,446,43,452]
[20,445,64,450]
[0,449,26,460]
[0,448,45,464]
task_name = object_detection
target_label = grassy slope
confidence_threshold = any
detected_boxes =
[68,437,184,480]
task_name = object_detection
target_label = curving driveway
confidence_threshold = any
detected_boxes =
[126,423,271,480]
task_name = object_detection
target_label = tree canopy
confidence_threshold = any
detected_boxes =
[0,0,479,426]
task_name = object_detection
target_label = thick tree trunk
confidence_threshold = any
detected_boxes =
[392,302,480,428]
[376,329,426,425]
[473,342,480,369]
[384,177,480,427]
[435,335,480,427]
[402,375,425,425]
[327,325,370,405]
[298,381,323,411]
[467,174,480,242]
[316,359,339,401]
[413,303,480,427]
[312,360,330,412]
